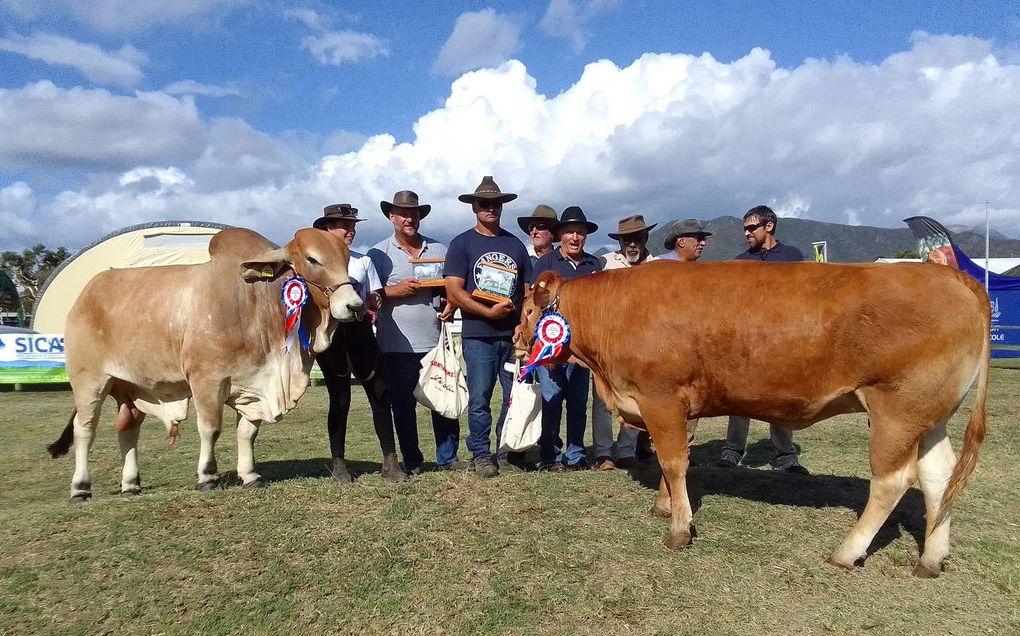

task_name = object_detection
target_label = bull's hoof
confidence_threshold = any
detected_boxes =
[195,479,219,492]
[242,479,266,490]
[69,492,92,504]
[120,486,142,497]
[663,531,693,550]
[649,504,671,518]
[825,555,856,571]
[912,562,942,579]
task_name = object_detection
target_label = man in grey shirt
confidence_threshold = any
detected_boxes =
[369,190,463,473]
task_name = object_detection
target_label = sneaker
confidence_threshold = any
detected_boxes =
[473,457,499,478]
[498,460,527,474]
[717,451,742,469]
[406,464,425,476]
[594,456,616,471]
[538,462,566,473]
[439,459,470,471]
[329,457,353,483]
[780,463,810,476]
[565,459,591,471]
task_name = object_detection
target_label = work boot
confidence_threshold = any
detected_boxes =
[330,457,353,483]
[381,452,408,482]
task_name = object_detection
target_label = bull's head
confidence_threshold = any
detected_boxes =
[240,228,365,353]
[515,270,570,363]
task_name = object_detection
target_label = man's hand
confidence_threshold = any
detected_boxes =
[438,301,456,322]
[368,291,383,311]
[386,278,421,299]
[485,298,514,321]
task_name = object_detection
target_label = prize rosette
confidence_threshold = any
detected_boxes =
[281,276,310,351]
[520,312,571,379]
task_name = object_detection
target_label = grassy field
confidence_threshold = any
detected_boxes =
[1,371,1018,635]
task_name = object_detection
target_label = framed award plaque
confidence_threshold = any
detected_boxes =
[410,258,445,287]
[471,261,517,303]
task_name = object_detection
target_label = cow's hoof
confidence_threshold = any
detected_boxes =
[195,480,219,492]
[912,562,942,579]
[242,479,266,490]
[649,504,671,518]
[69,492,92,504]
[120,486,142,497]
[825,555,856,571]
[663,531,693,550]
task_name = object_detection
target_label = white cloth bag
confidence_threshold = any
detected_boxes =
[499,361,542,452]
[414,322,469,419]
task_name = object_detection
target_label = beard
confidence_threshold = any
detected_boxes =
[623,246,644,264]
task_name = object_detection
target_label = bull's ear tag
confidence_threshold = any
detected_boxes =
[520,312,570,377]
[538,281,547,289]
[261,265,274,278]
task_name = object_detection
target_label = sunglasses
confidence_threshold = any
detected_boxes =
[528,223,552,232]
[743,221,767,233]
[474,200,502,210]
[618,233,646,244]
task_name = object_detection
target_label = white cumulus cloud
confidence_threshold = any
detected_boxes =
[0,32,147,86]
[434,9,521,75]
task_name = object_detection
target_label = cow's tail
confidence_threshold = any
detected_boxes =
[932,281,991,531]
[47,409,76,458]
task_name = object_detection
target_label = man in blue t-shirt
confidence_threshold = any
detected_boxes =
[444,176,532,478]
[528,206,602,471]
[718,205,809,474]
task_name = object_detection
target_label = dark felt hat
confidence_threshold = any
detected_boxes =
[663,218,712,250]
[458,175,518,204]
[313,203,363,230]
[380,190,431,219]
[552,206,598,234]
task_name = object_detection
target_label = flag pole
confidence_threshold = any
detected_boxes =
[984,200,990,291]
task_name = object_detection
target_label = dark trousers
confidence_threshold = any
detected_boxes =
[316,320,396,459]
[382,352,461,470]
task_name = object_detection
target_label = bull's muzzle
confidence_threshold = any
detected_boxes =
[329,287,365,323]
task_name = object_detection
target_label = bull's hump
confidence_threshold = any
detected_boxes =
[208,228,278,262]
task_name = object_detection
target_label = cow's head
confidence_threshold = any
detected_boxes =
[240,228,365,353]
[515,270,570,362]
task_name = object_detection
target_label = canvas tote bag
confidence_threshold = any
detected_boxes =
[499,361,542,452]
[414,322,469,419]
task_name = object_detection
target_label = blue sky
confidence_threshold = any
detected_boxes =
[1,0,1019,250]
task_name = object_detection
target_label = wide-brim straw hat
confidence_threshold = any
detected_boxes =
[607,214,658,240]
[458,175,518,205]
[551,206,598,234]
[380,190,431,219]
[313,203,363,229]
[517,204,558,233]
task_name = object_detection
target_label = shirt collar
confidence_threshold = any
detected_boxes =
[390,235,429,254]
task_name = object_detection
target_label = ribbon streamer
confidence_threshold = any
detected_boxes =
[520,312,571,378]
[281,276,311,352]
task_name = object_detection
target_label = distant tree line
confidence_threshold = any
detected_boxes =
[1,244,70,321]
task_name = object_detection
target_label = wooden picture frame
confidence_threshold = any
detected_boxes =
[410,258,446,287]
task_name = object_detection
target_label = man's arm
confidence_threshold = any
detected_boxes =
[444,276,511,321]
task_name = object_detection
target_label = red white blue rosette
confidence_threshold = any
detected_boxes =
[281,276,310,351]
[520,312,571,379]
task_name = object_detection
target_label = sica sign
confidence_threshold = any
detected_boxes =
[0,333,67,384]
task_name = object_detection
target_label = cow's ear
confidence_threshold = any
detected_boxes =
[240,248,292,282]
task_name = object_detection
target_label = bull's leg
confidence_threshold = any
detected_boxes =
[641,399,694,550]
[828,419,918,569]
[236,416,264,488]
[193,383,227,491]
[914,422,956,578]
[115,401,145,496]
[650,475,671,518]
[69,376,112,502]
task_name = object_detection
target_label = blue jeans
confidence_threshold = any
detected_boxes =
[537,363,590,465]
[382,352,461,469]
[461,336,514,461]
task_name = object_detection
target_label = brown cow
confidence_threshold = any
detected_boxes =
[517,260,989,577]
[49,227,365,501]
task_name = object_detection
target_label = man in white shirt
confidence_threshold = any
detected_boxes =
[368,190,464,474]
[592,215,660,470]
[313,204,406,483]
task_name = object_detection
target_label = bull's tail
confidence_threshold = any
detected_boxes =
[931,282,991,531]
[47,409,76,458]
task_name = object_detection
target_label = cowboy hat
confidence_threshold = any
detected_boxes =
[552,206,598,234]
[313,203,364,230]
[663,218,712,250]
[607,214,658,240]
[380,190,431,219]
[458,175,518,204]
[516,204,558,233]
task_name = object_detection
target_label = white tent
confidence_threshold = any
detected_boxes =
[32,221,230,333]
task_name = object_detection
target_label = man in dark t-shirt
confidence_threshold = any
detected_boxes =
[719,205,809,474]
[444,176,532,478]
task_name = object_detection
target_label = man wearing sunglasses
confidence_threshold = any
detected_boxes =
[718,205,809,474]
[591,215,660,470]
[517,204,558,264]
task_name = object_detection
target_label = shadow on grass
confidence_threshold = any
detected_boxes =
[625,439,926,557]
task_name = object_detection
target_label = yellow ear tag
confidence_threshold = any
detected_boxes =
[261,265,274,278]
